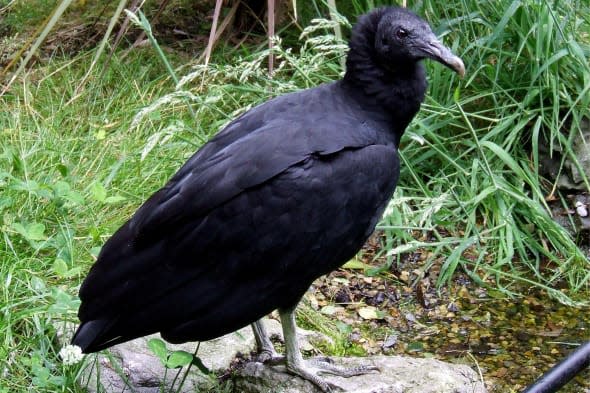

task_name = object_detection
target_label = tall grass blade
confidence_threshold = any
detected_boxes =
[0,0,74,96]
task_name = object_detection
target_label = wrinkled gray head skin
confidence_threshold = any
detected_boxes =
[373,7,465,76]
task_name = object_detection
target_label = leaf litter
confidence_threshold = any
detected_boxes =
[304,232,590,393]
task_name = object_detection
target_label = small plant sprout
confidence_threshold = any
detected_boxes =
[59,345,84,365]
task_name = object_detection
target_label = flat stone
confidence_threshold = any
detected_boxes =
[234,355,487,393]
[71,319,486,393]
[77,318,330,393]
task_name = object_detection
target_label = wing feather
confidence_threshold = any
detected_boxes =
[75,82,399,351]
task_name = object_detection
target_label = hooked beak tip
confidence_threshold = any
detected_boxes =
[426,40,465,78]
[448,56,466,78]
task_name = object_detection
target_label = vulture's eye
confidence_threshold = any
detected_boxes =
[396,28,408,39]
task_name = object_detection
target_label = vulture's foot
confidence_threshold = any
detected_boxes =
[286,358,333,392]
[285,356,379,392]
[254,353,378,392]
[277,307,379,392]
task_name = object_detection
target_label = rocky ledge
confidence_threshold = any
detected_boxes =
[71,318,486,393]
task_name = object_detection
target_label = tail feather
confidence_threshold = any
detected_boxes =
[71,319,118,353]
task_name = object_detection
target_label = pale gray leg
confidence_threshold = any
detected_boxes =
[278,306,379,393]
[251,319,279,362]
[279,306,332,392]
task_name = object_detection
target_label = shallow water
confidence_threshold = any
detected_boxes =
[396,285,590,392]
[318,255,589,393]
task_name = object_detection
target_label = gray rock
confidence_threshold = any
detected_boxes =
[78,318,329,392]
[234,355,486,393]
[74,319,486,393]
[539,116,590,191]
[78,330,246,393]
[574,194,590,231]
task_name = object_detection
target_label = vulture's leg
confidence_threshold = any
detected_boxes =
[251,319,278,362]
[278,306,379,393]
[279,306,331,391]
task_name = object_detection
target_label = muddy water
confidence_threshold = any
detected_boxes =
[391,284,590,392]
[318,259,589,393]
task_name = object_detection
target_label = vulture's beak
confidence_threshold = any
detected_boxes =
[419,36,465,77]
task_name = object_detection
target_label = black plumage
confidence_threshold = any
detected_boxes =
[73,6,464,391]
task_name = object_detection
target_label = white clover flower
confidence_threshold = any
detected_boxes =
[59,345,84,365]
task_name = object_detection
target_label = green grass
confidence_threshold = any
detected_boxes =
[0,50,172,392]
[379,0,590,302]
[1,0,589,391]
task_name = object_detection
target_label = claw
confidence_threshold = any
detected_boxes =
[251,319,279,362]
[251,314,379,392]
[308,357,380,377]
[256,348,277,363]
[286,360,333,392]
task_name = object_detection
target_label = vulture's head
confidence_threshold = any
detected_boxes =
[352,7,465,77]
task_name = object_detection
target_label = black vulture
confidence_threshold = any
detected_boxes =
[72,6,464,392]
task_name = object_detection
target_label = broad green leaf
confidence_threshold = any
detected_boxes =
[52,181,71,195]
[26,223,47,241]
[147,338,168,363]
[90,182,107,202]
[166,350,193,368]
[64,190,85,205]
[12,222,47,241]
[10,222,27,238]
[56,163,68,177]
[48,289,80,314]
[52,258,69,277]
[30,277,46,292]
